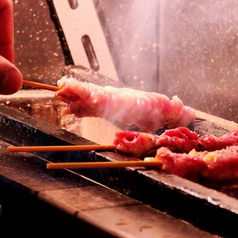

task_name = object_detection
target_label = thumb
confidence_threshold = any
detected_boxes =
[0,55,23,95]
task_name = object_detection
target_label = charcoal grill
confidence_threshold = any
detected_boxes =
[1,85,238,237]
[3,0,238,237]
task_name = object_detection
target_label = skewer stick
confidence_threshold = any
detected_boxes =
[46,159,159,170]
[7,144,117,152]
[23,79,60,91]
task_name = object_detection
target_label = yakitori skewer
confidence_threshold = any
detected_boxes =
[46,158,159,170]
[23,79,60,91]
[22,80,206,123]
[7,144,117,152]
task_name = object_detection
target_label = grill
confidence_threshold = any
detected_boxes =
[1,74,238,237]
[4,1,238,237]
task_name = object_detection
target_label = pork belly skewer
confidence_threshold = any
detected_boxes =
[45,145,238,184]
[9,127,238,157]
[21,77,195,132]
[56,76,195,132]
[8,127,197,155]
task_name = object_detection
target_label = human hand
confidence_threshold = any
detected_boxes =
[0,0,22,95]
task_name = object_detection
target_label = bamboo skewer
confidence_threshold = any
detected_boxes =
[7,144,117,152]
[23,79,60,91]
[46,159,159,170]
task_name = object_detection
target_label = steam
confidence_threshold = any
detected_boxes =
[94,0,160,92]
[158,0,238,120]
[94,1,238,121]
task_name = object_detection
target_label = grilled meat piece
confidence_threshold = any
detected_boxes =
[114,127,238,156]
[148,145,238,182]
[56,76,195,132]
[114,127,199,156]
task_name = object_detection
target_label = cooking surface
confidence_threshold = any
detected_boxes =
[0,107,214,237]
[10,1,238,236]
[0,104,238,237]
[1,139,213,237]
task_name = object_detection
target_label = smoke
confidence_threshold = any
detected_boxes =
[158,0,238,120]
[94,0,238,121]
[94,0,160,92]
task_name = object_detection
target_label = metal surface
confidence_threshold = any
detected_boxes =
[0,104,238,237]
[0,106,214,237]
[52,0,119,81]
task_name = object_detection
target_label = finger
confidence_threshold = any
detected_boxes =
[0,55,23,95]
[0,0,14,62]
